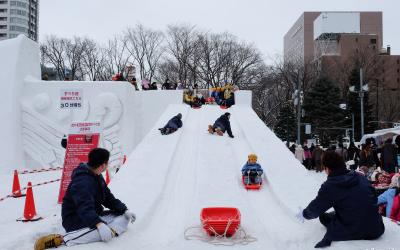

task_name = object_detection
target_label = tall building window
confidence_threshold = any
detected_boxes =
[10,16,28,25]
[397,59,400,64]
[0,9,7,13]
[0,1,8,4]
[0,25,6,29]
[9,25,27,32]
[10,1,28,8]
[0,17,6,21]
[10,9,27,16]
[370,39,377,44]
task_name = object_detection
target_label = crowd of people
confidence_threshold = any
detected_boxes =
[184,83,237,108]
[290,136,400,175]
[111,73,238,109]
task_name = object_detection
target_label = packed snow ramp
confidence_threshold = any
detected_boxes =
[71,104,399,250]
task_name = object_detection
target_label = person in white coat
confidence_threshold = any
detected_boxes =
[295,144,305,163]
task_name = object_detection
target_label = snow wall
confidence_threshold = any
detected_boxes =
[0,35,251,174]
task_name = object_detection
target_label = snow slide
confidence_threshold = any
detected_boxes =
[85,104,400,250]
[0,104,399,250]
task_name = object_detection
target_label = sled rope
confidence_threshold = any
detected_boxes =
[184,219,257,246]
[0,178,61,202]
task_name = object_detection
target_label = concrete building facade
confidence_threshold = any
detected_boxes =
[0,0,39,41]
[284,11,400,124]
[284,12,383,65]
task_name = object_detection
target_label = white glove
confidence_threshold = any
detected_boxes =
[97,223,113,242]
[295,207,305,223]
[124,210,136,223]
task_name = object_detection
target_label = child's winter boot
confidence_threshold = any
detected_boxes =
[34,234,63,250]
[208,125,214,134]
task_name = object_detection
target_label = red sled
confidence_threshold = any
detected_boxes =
[201,207,241,237]
[192,106,202,109]
[220,105,228,109]
[242,175,262,190]
[205,97,215,104]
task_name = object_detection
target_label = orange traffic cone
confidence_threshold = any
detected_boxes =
[17,182,42,222]
[12,170,25,198]
[105,169,110,185]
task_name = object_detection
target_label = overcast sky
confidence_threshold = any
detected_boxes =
[39,0,400,61]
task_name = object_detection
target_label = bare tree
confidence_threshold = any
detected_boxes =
[41,36,89,80]
[40,35,68,80]
[165,24,198,86]
[379,89,400,122]
[250,55,318,129]
[103,35,132,80]
[125,24,164,82]
[80,38,105,81]
[64,37,86,80]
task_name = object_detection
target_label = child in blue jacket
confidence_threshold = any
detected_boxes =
[377,175,400,216]
[242,154,263,184]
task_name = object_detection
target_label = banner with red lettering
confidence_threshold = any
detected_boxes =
[58,122,101,203]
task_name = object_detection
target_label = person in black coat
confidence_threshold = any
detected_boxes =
[208,112,234,138]
[381,138,398,173]
[61,135,68,149]
[296,150,384,248]
[35,148,136,249]
[150,82,158,90]
[162,78,170,90]
[159,113,183,135]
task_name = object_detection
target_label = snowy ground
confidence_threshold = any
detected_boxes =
[0,104,399,250]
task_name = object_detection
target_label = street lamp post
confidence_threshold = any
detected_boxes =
[360,68,365,138]
[349,68,368,141]
[340,103,355,142]
[297,81,302,145]
[351,113,355,142]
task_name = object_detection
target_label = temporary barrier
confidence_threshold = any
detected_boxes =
[12,170,24,198]
[1,179,61,202]
[16,182,42,222]
[18,166,63,175]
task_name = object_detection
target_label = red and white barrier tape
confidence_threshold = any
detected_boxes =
[0,178,61,202]
[18,166,63,175]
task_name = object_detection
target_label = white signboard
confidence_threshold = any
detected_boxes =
[60,89,83,109]
[69,121,102,135]
[305,124,311,134]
